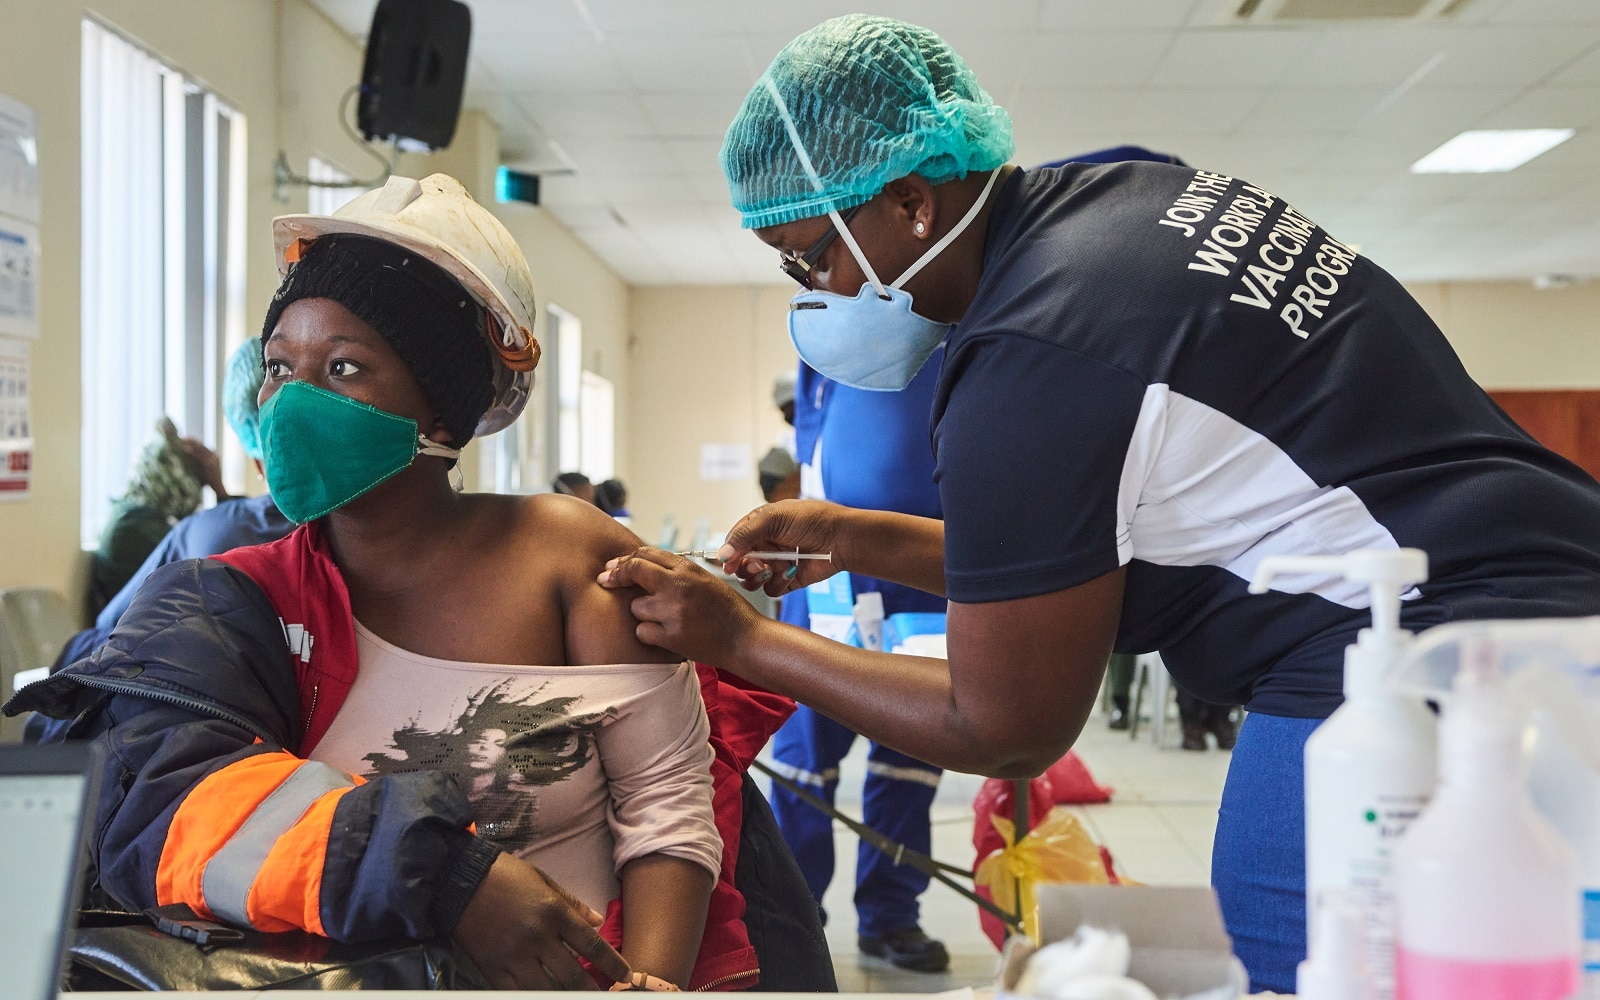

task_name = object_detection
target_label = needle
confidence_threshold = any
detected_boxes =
[675,550,833,561]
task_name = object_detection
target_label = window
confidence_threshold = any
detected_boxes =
[478,303,614,494]
[306,157,366,217]
[552,304,583,477]
[580,370,614,483]
[80,19,246,547]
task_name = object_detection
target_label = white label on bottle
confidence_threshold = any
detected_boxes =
[1307,759,1432,1000]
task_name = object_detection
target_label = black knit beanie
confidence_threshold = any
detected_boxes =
[261,234,495,446]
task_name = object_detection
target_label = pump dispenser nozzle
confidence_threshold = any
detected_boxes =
[1251,549,1428,698]
[1299,889,1376,1000]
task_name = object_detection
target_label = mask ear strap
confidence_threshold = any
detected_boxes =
[418,436,462,461]
[761,74,889,299]
[892,167,1000,291]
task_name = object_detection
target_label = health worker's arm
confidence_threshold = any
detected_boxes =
[601,549,1122,778]
[603,334,1144,778]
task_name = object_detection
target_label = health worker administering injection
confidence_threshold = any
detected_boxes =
[600,14,1600,994]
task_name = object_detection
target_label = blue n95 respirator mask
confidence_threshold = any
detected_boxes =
[762,75,999,392]
[258,380,462,524]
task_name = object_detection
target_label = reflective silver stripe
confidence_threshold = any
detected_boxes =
[865,761,942,788]
[201,761,354,928]
[764,760,839,788]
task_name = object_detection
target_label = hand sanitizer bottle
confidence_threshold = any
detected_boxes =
[1251,548,1436,1000]
[1393,639,1579,1000]
[1299,889,1377,1000]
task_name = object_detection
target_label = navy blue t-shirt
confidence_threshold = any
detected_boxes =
[934,163,1600,717]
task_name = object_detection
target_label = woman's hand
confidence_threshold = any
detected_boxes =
[717,499,849,597]
[598,548,768,665]
[452,853,632,990]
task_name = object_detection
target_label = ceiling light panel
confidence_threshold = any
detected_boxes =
[1411,128,1576,172]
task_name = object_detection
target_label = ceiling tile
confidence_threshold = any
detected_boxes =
[546,202,623,229]
[525,92,654,139]
[1150,29,1320,88]
[583,0,745,35]
[877,0,1047,33]
[296,0,1600,284]
[1424,26,1600,86]
[474,31,627,91]
[1016,32,1176,89]
[583,171,694,202]
[1010,89,1139,137]
[733,2,839,38]
[556,136,673,174]
[640,93,745,139]
[1232,86,1392,134]
[468,0,594,37]
[1551,43,1600,84]
[1476,85,1600,129]
[310,0,376,37]
[1356,85,1523,136]
[608,32,756,92]
[1483,0,1600,26]
[1125,87,1267,133]
[1290,26,1455,88]
[1038,0,1203,30]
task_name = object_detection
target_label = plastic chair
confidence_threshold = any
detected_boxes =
[0,588,76,743]
[1128,652,1177,749]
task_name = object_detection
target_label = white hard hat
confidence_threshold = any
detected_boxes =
[272,174,539,436]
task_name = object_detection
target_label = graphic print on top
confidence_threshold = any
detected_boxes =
[362,680,613,853]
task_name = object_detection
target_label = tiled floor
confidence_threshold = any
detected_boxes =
[754,704,1235,993]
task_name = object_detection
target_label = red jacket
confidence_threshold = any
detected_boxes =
[216,525,794,989]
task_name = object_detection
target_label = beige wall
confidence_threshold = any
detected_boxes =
[625,276,1600,541]
[0,0,631,608]
[0,0,282,599]
[498,203,636,487]
[626,285,796,543]
[1405,280,1600,391]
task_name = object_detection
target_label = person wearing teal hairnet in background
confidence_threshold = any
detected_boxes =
[600,14,1600,994]
[91,336,292,629]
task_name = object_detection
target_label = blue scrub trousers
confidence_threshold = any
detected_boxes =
[1211,711,1323,995]
[768,705,942,939]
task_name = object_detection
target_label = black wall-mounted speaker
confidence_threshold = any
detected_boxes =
[357,0,472,151]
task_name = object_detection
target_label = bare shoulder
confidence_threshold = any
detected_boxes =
[493,493,677,665]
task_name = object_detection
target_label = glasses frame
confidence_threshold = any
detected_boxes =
[779,205,861,289]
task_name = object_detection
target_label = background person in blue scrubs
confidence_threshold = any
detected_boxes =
[601,15,1600,992]
[768,355,949,973]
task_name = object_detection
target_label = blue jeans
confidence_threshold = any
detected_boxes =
[1212,712,1323,995]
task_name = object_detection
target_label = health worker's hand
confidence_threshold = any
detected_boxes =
[452,852,631,990]
[718,499,847,597]
[598,547,767,665]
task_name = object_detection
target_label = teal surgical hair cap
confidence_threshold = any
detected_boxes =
[720,14,1015,231]
[223,336,266,460]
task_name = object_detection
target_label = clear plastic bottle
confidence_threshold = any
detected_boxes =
[1250,548,1436,1000]
[1393,639,1579,1000]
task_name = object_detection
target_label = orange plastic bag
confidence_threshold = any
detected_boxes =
[973,807,1115,947]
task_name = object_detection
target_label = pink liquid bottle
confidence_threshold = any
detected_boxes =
[1393,640,1579,1000]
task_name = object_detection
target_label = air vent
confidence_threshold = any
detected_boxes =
[1232,0,1468,21]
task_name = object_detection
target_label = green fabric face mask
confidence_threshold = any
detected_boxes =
[258,381,461,524]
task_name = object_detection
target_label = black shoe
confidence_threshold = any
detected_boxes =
[859,927,950,973]
[1181,722,1209,752]
[1208,713,1238,751]
[1108,694,1131,731]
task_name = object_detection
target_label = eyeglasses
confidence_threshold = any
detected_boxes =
[779,206,860,289]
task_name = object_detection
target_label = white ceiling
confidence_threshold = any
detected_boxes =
[309,0,1600,286]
